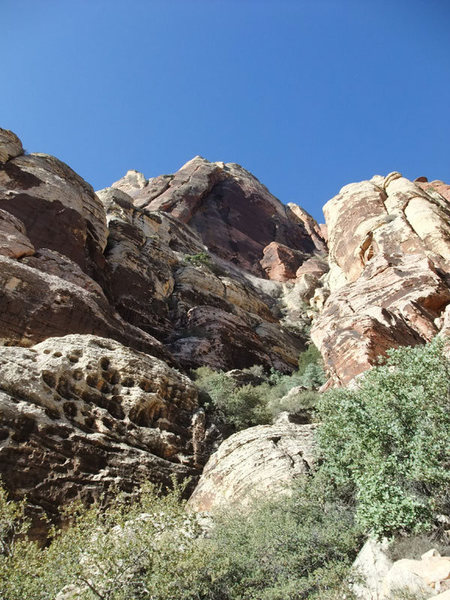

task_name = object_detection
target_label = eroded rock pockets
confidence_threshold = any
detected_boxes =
[312,172,450,386]
[0,334,211,536]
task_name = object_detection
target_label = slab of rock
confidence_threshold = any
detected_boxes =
[352,538,393,600]
[0,334,205,534]
[260,241,309,281]
[113,157,322,278]
[381,550,450,598]
[312,253,450,385]
[188,418,317,512]
[0,209,34,258]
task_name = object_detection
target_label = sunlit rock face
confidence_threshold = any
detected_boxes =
[112,157,326,278]
[188,417,317,513]
[0,334,206,536]
[312,172,450,386]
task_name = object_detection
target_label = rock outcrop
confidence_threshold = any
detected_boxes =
[0,130,317,373]
[188,416,317,512]
[312,172,450,385]
[112,157,326,278]
[0,334,205,534]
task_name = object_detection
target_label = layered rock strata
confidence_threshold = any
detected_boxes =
[312,172,450,385]
[188,416,317,512]
[112,157,326,279]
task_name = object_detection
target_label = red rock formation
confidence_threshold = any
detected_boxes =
[312,172,450,385]
[112,157,325,278]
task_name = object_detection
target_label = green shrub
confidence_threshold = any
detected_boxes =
[204,479,361,599]
[268,389,320,418]
[0,478,362,600]
[298,343,323,375]
[184,251,212,267]
[192,367,271,430]
[316,338,450,537]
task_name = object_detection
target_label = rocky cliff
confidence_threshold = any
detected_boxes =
[0,127,449,529]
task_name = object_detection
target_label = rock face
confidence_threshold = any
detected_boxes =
[312,172,450,385]
[112,157,326,278]
[0,131,315,373]
[0,334,205,533]
[187,417,317,512]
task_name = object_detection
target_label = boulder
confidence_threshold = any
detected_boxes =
[352,538,393,600]
[382,550,450,598]
[0,128,23,163]
[188,418,317,512]
[0,209,34,258]
[0,334,205,534]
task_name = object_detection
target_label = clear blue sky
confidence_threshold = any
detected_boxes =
[2,0,449,221]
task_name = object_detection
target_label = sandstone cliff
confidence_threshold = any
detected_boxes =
[1,127,449,531]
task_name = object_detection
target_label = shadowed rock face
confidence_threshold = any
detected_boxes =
[112,157,325,278]
[0,335,204,536]
[312,172,450,385]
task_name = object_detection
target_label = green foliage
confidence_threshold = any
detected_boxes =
[268,389,320,418]
[192,367,271,430]
[192,353,325,430]
[203,479,361,600]
[316,338,450,537]
[298,343,322,375]
[0,479,360,600]
[184,251,212,268]
[0,481,207,600]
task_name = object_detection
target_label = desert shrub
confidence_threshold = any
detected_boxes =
[184,251,212,267]
[316,338,450,537]
[193,363,323,429]
[298,343,322,374]
[204,478,361,600]
[0,481,209,600]
[268,389,320,418]
[192,367,271,430]
[300,362,326,389]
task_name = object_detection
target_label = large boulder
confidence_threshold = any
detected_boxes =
[188,416,317,512]
[0,334,205,534]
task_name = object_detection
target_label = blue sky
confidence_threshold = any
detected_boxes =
[2,0,449,221]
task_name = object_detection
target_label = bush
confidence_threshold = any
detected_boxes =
[316,338,450,537]
[184,251,212,268]
[0,476,363,600]
[204,478,361,599]
[268,389,320,418]
[0,481,208,600]
[192,367,271,430]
